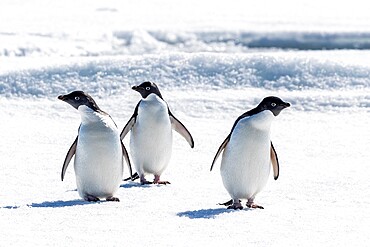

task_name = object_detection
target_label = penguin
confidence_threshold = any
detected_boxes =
[58,91,132,202]
[121,81,194,185]
[210,96,290,210]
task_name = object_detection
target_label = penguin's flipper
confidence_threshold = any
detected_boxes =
[120,116,135,140]
[210,134,230,171]
[61,136,78,181]
[121,141,133,180]
[270,141,280,180]
[123,172,140,181]
[120,103,139,140]
[169,111,194,148]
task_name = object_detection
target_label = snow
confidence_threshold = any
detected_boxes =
[1,0,370,246]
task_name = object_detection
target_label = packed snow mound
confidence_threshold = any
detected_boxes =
[1,52,369,101]
[1,52,369,112]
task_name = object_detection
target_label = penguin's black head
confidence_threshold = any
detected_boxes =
[58,91,101,112]
[257,96,290,116]
[132,81,163,99]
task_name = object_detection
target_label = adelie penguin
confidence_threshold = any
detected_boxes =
[210,96,290,210]
[121,81,194,185]
[58,91,132,202]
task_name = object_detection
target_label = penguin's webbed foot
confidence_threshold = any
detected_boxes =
[140,174,153,185]
[153,175,170,185]
[140,180,153,185]
[106,196,120,202]
[246,199,264,209]
[84,195,100,202]
[227,202,243,210]
[218,199,241,206]
[154,181,171,185]
[246,203,264,209]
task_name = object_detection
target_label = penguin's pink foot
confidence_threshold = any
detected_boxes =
[153,175,170,185]
[84,195,100,202]
[140,174,153,185]
[106,196,120,202]
[247,203,264,209]
[218,199,241,206]
[227,200,243,210]
[246,199,264,209]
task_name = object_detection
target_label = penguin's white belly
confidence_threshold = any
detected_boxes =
[75,126,123,199]
[130,100,172,176]
[221,123,271,200]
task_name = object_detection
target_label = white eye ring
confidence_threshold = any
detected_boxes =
[75,96,80,101]
[145,87,151,91]
[271,103,276,107]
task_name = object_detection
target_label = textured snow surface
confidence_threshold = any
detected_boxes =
[1,0,370,246]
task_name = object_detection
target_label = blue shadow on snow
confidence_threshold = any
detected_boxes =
[120,182,157,189]
[29,199,102,208]
[2,200,99,209]
[177,208,238,219]
[3,205,21,209]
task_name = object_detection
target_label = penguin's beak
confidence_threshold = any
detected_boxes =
[272,101,291,116]
[277,102,290,112]
[132,85,144,93]
[58,95,66,101]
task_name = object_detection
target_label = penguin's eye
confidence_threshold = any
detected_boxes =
[75,96,80,101]
[271,103,276,107]
[145,87,151,91]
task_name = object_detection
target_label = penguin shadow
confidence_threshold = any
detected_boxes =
[2,205,21,209]
[28,200,101,208]
[120,182,159,189]
[1,200,103,209]
[177,207,247,219]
